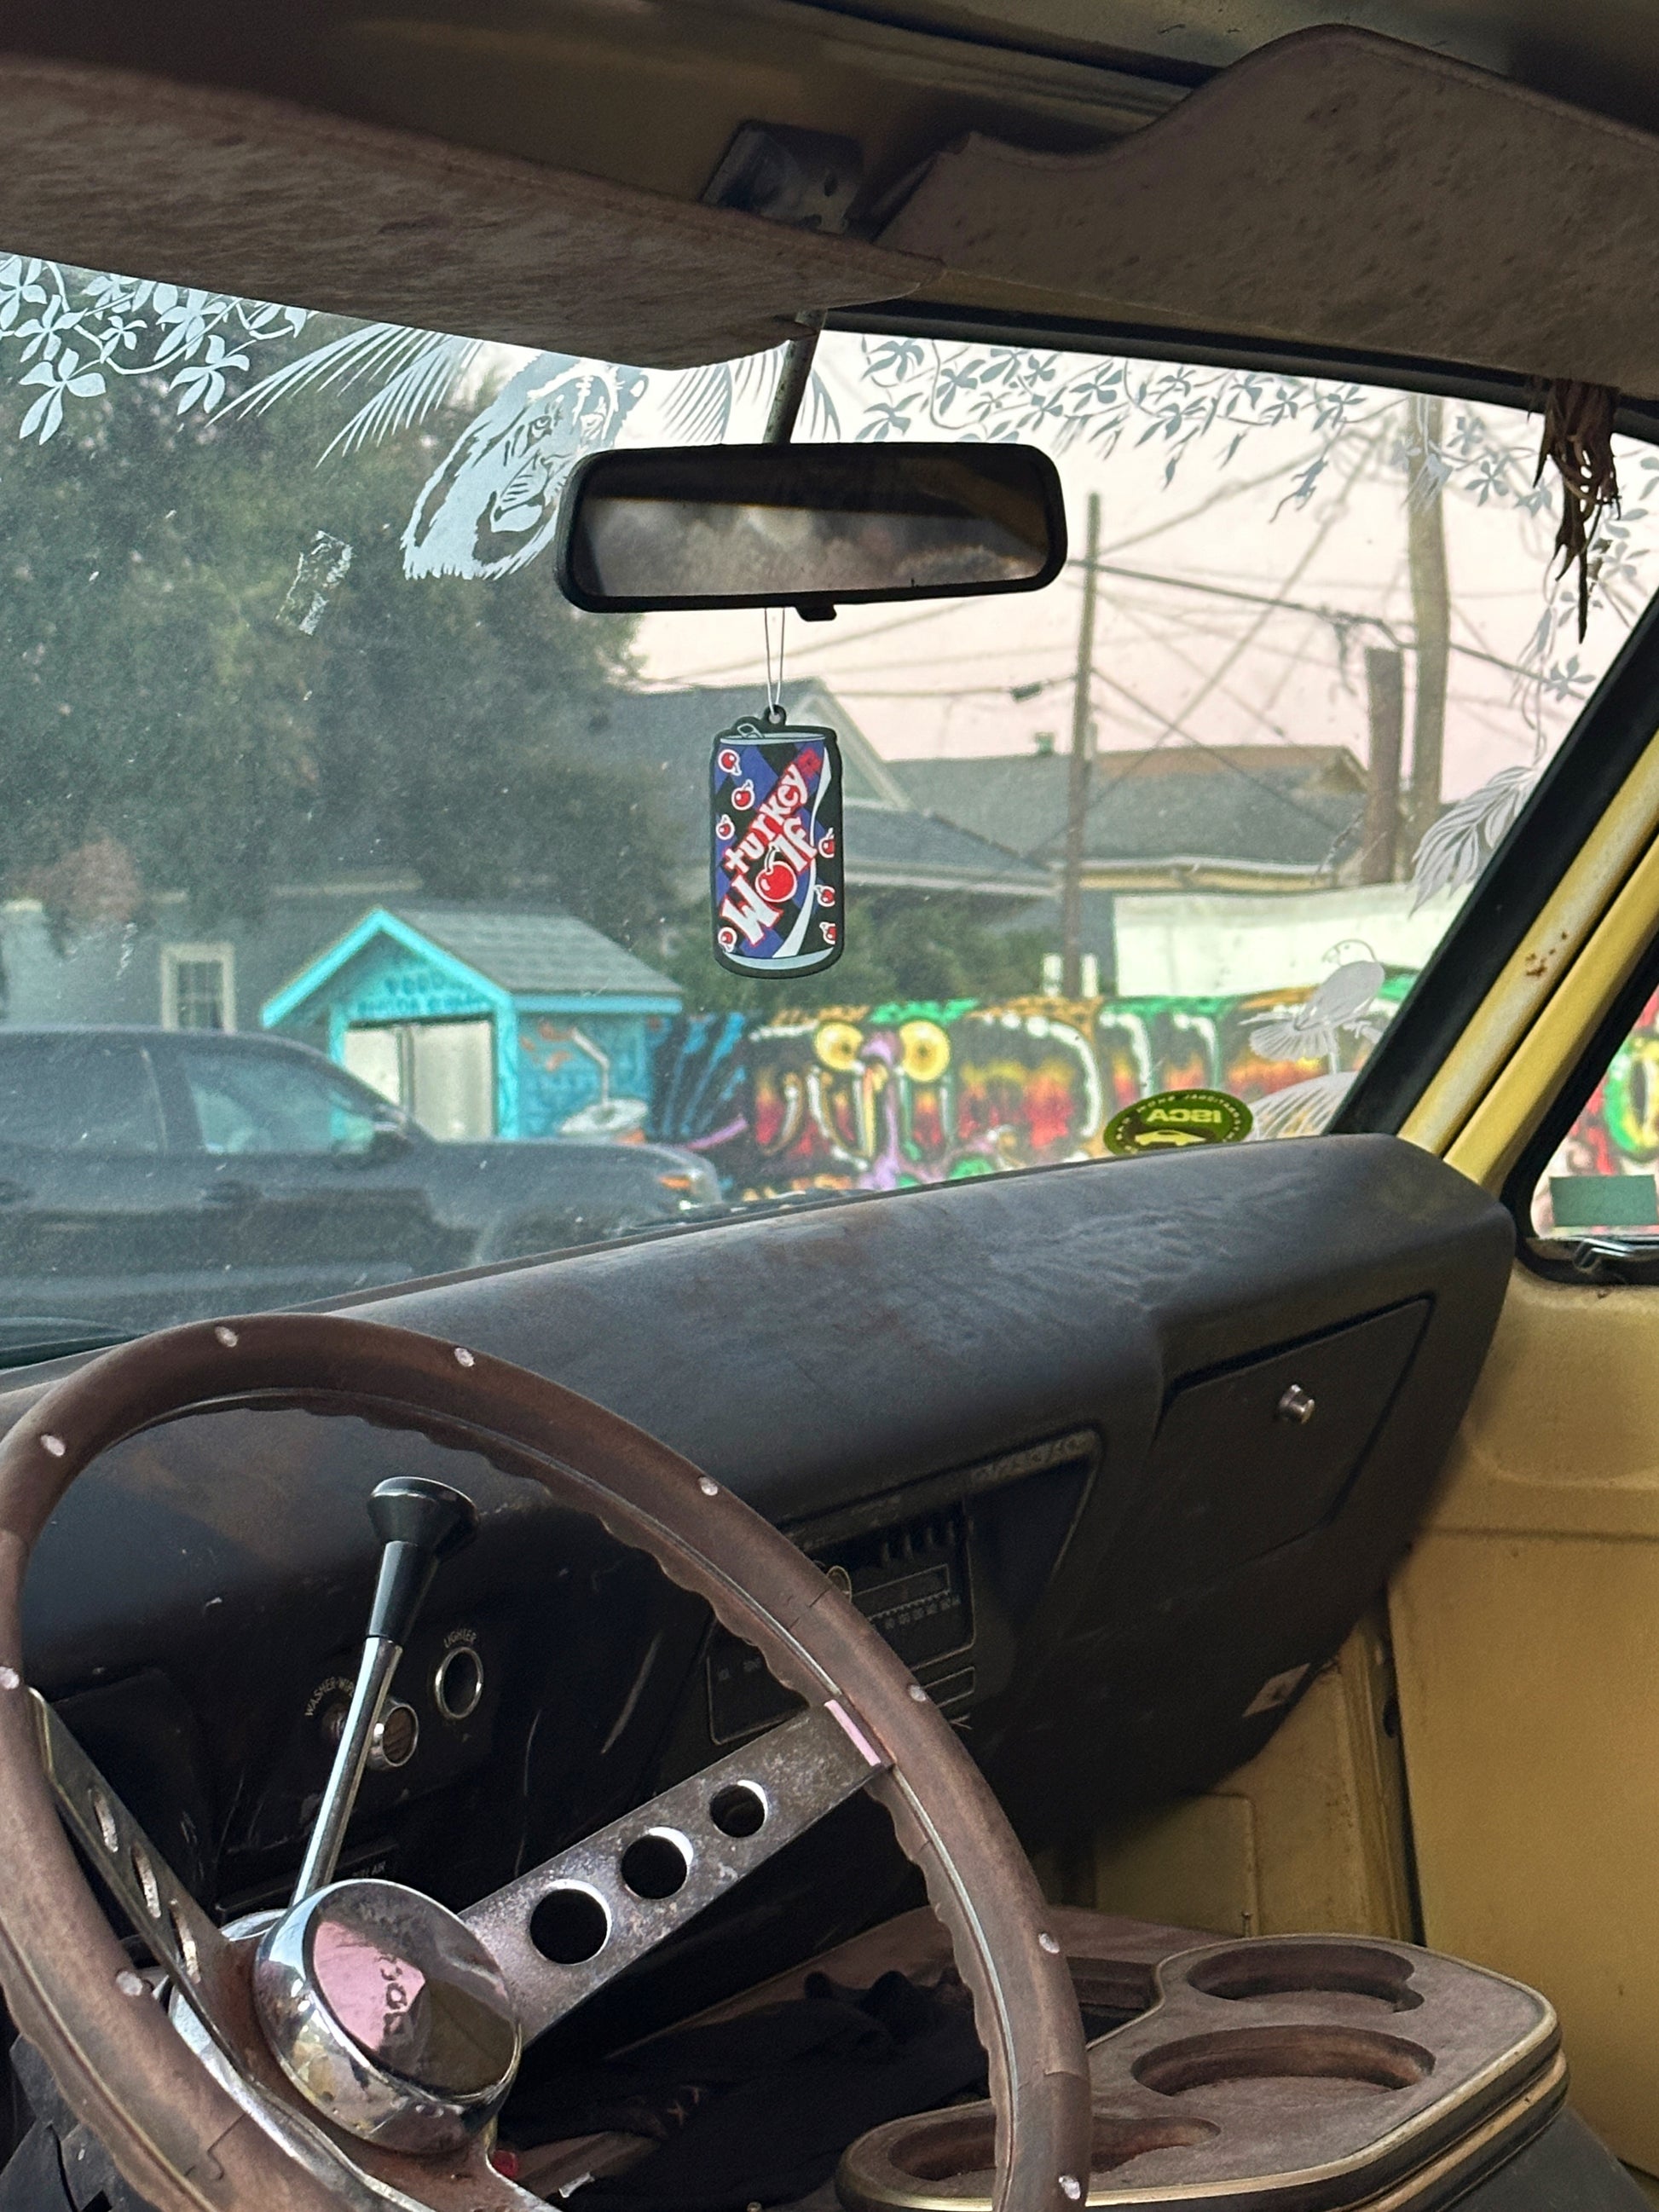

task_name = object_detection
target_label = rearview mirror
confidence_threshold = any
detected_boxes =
[554,442,1066,616]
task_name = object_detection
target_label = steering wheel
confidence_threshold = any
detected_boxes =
[0,1314,1090,2212]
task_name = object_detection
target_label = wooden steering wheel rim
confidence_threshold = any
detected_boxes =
[0,1312,1091,2212]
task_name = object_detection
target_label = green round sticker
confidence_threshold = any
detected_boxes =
[1103,1087,1253,1156]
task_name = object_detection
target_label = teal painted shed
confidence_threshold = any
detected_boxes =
[261,906,683,1141]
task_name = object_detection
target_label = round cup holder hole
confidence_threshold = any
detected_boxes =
[1188,1941,1422,2011]
[621,1831,691,1900]
[531,1886,610,1965]
[1134,2025,1432,2097]
[709,1783,766,1839]
[887,2112,1219,2185]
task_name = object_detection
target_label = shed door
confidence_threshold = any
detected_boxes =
[341,1025,402,1108]
[411,1019,494,1139]
[343,1019,495,1140]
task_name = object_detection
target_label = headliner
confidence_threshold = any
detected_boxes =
[0,1,1655,388]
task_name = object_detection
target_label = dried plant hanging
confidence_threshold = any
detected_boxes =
[1535,378,1621,640]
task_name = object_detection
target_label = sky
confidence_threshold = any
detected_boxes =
[621,336,1655,802]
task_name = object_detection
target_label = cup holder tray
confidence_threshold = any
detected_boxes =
[840,1926,1562,2210]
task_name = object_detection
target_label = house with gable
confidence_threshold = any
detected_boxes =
[886,742,1447,994]
[585,680,1052,912]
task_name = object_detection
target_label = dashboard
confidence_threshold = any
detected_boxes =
[7,1135,1513,2034]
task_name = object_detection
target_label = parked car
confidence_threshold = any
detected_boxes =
[0,1026,722,1340]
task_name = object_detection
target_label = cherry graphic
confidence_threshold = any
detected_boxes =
[731,782,754,811]
[717,748,741,775]
[821,923,837,945]
[715,814,735,840]
[819,830,835,858]
[717,926,737,951]
[817,884,835,907]
[756,857,798,904]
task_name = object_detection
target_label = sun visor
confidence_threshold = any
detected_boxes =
[0,56,934,370]
[879,26,1659,401]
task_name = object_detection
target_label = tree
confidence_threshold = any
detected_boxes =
[0,311,673,944]
[0,263,1644,943]
[667,894,1047,1014]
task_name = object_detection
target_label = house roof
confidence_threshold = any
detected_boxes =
[837,802,1051,895]
[890,747,1367,874]
[587,680,910,808]
[585,682,1049,899]
[396,906,679,997]
[263,903,680,1025]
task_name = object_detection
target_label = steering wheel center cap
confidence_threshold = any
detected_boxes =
[252,1879,521,2153]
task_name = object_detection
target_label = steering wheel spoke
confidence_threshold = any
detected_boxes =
[31,1690,246,2053]
[37,1694,544,2210]
[465,1701,886,2039]
[0,1316,1090,2212]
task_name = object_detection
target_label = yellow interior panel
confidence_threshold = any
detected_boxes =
[1402,725,1659,1166]
[1448,816,1659,1191]
[1077,1619,1413,1941]
[1390,1263,1659,2170]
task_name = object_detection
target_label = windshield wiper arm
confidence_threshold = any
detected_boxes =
[0,1321,133,1371]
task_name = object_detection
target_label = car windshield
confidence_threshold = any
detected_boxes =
[0,259,1652,1346]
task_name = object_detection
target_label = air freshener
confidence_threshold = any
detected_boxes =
[710,715,843,976]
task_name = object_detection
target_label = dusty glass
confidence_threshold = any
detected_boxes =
[0,258,1651,1343]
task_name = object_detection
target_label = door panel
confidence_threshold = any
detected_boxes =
[1390,1263,1659,2174]
[341,1025,402,1106]
[409,1019,493,1139]
[0,1037,213,1330]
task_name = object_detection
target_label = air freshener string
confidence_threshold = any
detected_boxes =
[762,607,788,726]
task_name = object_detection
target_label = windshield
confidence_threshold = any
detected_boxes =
[0,259,1650,1346]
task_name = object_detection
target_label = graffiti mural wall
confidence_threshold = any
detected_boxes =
[1532,986,1659,1232]
[650,973,1413,1198]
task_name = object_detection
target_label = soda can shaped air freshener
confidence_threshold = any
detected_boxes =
[711,718,843,976]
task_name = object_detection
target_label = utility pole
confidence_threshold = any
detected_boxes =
[1061,491,1101,997]
[1405,394,1450,859]
[1360,644,1404,882]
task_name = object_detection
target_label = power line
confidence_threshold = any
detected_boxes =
[1090,663,1362,846]
[1042,425,1389,847]
[1070,555,1548,681]
[646,556,1551,698]
[835,680,1059,699]
[1109,594,1327,753]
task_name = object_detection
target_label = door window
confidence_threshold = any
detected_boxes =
[1531,988,1659,1240]
[341,1026,402,1108]
[0,1040,163,1153]
[177,1048,389,1157]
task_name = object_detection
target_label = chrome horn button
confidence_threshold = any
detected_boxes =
[252,1879,521,2153]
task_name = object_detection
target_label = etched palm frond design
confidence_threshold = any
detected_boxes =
[661,349,839,444]
[402,355,647,580]
[1246,1071,1356,1140]
[0,263,1642,724]
[221,323,483,459]
[1410,764,1538,908]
